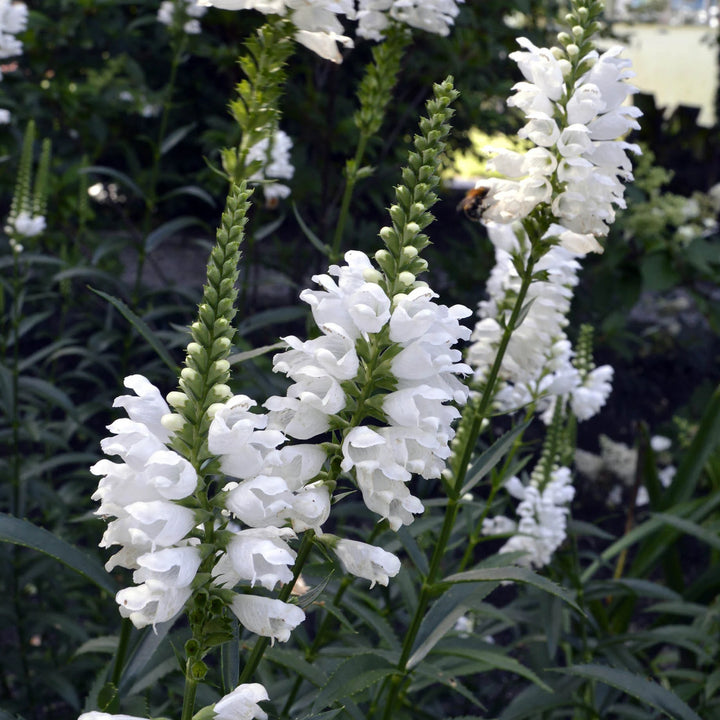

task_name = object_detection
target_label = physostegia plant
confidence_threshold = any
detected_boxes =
[82,0,643,718]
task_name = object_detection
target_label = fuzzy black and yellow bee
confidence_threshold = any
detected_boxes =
[456,185,491,222]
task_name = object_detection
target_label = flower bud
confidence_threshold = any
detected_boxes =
[187,342,202,356]
[566,44,579,57]
[572,25,584,37]
[161,412,186,433]
[167,391,188,409]
[362,267,383,283]
[181,367,199,383]
[402,245,418,259]
[398,271,415,286]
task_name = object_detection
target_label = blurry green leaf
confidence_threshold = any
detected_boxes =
[460,419,531,496]
[397,525,429,576]
[254,213,286,242]
[434,640,551,691]
[444,566,582,614]
[266,647,327,687]
[80,165,146,200]
[292,202,330,256]
[118,621,174,693]
[89,287,178,373]
[236,306,306,336]
[555,664,702,720]
[221,617,240,695]
[664,381,720,507]
[160,122,197,156]
[407,582,498,669]
[296,572,334,609]
[0,513,115,594]
[145,216,206,252]
[312,652,396,712]
[159,184,215,207]
[652,512,720,552]
[228,341,285,365]
[409,661,484,708]
[640,253,680,292]
[75,636,119,657]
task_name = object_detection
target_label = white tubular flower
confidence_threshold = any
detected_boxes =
[288,481,331,533]
[116,581,193,629]
[476,28,640,254]
[225,527,297,590]
[246,129,295,202]
[157,0,207,33]
[8,211,46,238]
[0,0,27,60]
[225,475,294,528]
[213,683,270,720]
[485,466,575,568]
[201,0,354,62]
[570,364,613,420]
[208,395,285,478]
[355,0,463,39]
[113,374,172,442]
[230,594,305,643]
[332,538,401,587]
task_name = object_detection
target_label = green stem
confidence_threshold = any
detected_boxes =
[238,529,317,685]
[331,135,368,262]
[378,253,538,720]
[180,659,199,720]
[110,618,133,688]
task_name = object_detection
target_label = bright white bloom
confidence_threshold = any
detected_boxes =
[0,0,27,60]
[225,527,297,590]
[92,376,202,628]
[332,537,401,587]
[7,211,46,238]
[157,0,207,34]
[230,594,305,643]
[246,129,295,202]
[355,0,464,40]
[200,0,354,62]
[477,34,641,252]
[213,683,270,720]
[483,467,575,568]
[0,109,10,123]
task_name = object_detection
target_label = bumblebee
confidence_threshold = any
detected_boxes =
[456,186,491,222]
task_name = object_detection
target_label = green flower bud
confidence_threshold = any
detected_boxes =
[402,245,418,259]
[362,267,383,283]
[167,391,189,409]
[161,413,186,433]
[398,271,415,286]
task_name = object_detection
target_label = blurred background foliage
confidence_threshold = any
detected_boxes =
[2,0,720,717]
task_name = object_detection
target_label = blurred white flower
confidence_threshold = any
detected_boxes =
[332,537,401,587]
[230,594,305,643]
[213,683,270,720]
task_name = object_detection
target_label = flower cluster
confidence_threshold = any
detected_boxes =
[91,376,201,628]
[200,0,464,60]
[0,0,27,61]
[478,27,641,254]
[341,284,471,529]
[467,222,613,423]
[157,0,208,35]
[246,129,295,204]
[482,466,575,568]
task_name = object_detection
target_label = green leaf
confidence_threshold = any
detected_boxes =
[407,582,498,669]
[0,513,115,594]
[292,202,330,256]
[554,664,703,720]
[221,617,240,694]
[160,122,197,156]
[236,306,306,336]
[434,640,551,692]
[444,566,583,614]
[295,571,334,609]
[296,711,343,720]
[145,216,206,252]
[312,652,396,712]
[265,647,327,687]
[460,420,531,496]
[663,381,720,507]
[159,184,215,207]
[397,525,429,576]
[228,342,286,365]
[89,287,178,373]
[118,621,175,693]
[409,661,484,709]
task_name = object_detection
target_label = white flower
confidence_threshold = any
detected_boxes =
[333,538,401,587]
[355,0,464,39]
[116,581,193,628]
[113,374,172,442]
[0,0,27,59]
[225,527,297,590]
[0,109,10,124]
[570,365,613,421]
[246,129,295,201]
[157,0,207,33]
[230,594,305,643]
[201,0,354,62]
[8,211,46,238]
[213,683,269,720]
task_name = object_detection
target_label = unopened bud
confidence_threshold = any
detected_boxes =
[398,271,415,286]
[167,391,188,409]
[362,267,383,283]
[208,384,232,402]
[212,359,230,374]
[375,248,391,264]
[566,43,579,57]
[161,413,186,433]
[379,226,395,242]
[187,342,202,356]
[572,24,583,37]
[405,221,420,236]
[402,245,418,259]
[180,367,199,383]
